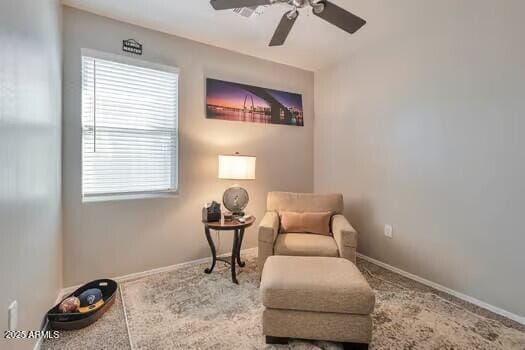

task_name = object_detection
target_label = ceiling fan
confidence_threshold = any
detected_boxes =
[210,0,366,47]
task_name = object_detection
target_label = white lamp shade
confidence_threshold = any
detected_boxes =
[218,154,256,180]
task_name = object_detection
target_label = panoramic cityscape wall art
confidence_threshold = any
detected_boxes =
[206,78,304,126]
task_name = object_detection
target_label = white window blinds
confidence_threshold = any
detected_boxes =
[81,53,178,198]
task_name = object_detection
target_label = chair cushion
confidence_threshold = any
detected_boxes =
[274,233,339,257]
[279,211,332,236]
[261,256,375,315]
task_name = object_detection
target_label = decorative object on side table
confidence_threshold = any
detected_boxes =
[202,201,221,222]
[223,211,233,221]
[218,153,256,218]
[203,215,256,284]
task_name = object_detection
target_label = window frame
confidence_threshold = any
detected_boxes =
[80,48,180,202]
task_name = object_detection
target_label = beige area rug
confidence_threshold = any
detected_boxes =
[120,255,525,350]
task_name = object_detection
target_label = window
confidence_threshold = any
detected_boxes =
[81,50,179,200]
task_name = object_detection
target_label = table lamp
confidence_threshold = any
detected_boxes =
[218,153,256,217]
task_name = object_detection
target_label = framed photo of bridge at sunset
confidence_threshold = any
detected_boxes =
[206,78,304,127]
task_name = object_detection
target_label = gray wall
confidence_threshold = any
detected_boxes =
[314,1,525,316]
[62,7,314,286]
[0,1,62,349]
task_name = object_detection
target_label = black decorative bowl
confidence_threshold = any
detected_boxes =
[47,279,117,330]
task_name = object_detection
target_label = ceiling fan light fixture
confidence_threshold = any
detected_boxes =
[311,0,326,14]
[291,0,307,7]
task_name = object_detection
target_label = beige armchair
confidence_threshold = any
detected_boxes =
[258,192,358,273]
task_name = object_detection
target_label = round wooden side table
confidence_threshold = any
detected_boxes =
[203,216,256,284]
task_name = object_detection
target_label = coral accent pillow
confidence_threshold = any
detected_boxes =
[279,211,332,236]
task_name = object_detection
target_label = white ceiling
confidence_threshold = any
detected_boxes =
[61,0,457,71]
[61,0,383,71]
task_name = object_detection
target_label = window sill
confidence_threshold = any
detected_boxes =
[82,191,178,203]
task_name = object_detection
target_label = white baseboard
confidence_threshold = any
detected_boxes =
[60,247,258,295]
[33,290,65,350]
[33,335,44,350]
[33,337,44,350]
[357,253,524,325]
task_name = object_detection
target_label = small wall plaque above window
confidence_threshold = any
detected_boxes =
[122,39,142,55]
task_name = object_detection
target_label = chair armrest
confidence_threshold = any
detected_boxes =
[258,211,279,244]
[258,211,279,274]
[332,214,358,263]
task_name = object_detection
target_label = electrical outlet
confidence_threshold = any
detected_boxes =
[8,300,18,331]
[384,224,393,238]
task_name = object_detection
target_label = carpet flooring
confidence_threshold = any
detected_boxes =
[43,254,525,350]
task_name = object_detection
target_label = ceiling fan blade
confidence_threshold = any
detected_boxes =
[210,0,271,10]
[313,1,366,34]
[269,11,298,47]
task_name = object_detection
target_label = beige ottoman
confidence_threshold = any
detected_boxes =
[260,256,375,350]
